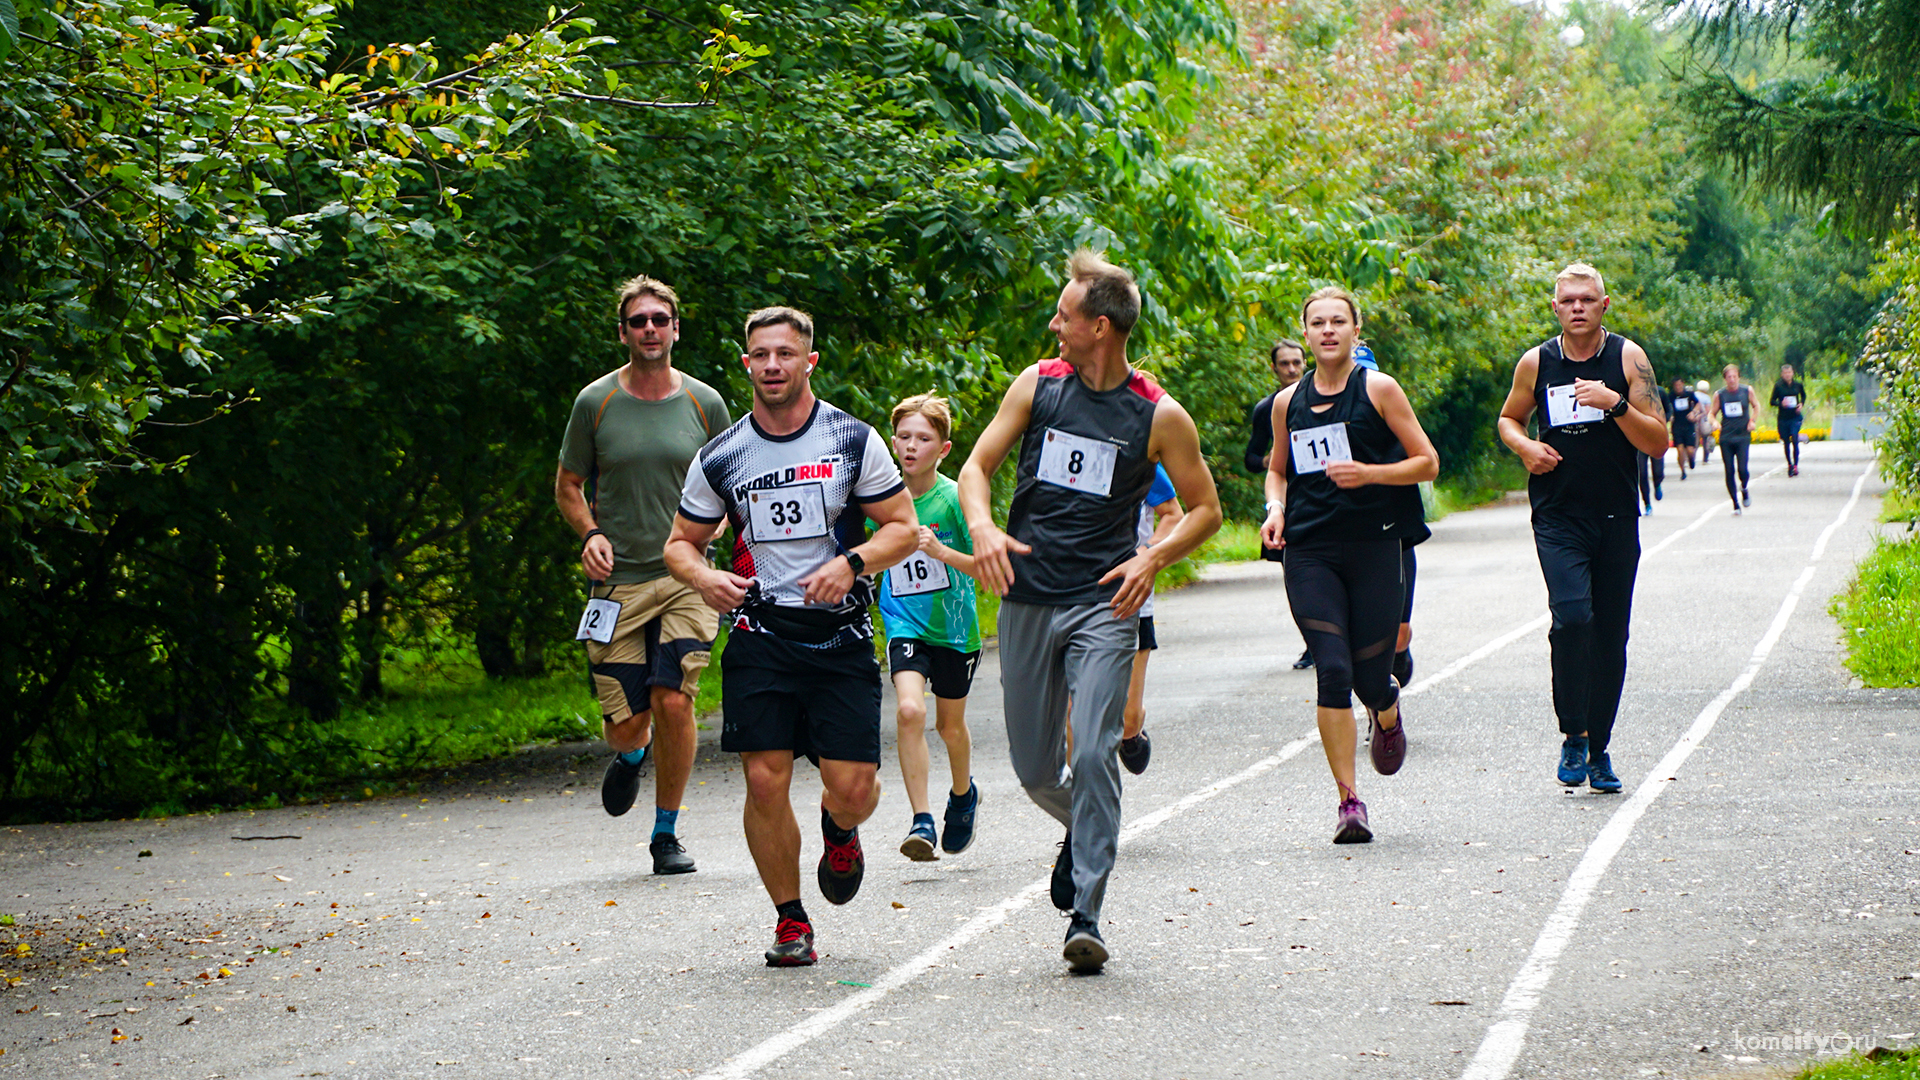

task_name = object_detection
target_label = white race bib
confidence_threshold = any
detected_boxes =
[889,549,949,597]
[574,597,621,644]
[1036,428,1118,497]
[746,484,828,542]
[1288,422,1353,475]
[1781,395,1797,410]
[1723,400,1745,418]
[1546,383,1605,427]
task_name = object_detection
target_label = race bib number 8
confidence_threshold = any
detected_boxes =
[746,484,828,542]
[1036,429,1119,496]
[575,597,621,644]
[1288,422,1352,474]
[889,550,949,597]
[1546,383,1605,427]
[1723,400,1745,418]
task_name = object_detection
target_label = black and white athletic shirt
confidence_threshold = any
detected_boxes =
[1005,359,1162,607]
[678,400,905,649]
[1527,332,1636,521]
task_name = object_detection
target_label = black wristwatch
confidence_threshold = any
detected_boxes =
[843,550,866,576]
[582,527,606,547]
[1604,396,1630,419]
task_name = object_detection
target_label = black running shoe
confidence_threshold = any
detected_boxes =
[650,833,696,875]
[1292,649,1315,670]
[940,781,979,855]
[818,813,865,906]
[600,748,646,817]
[764,917,816,967]
[1050,831,1075,912]
[1063,915,1107,973]
[1119,730,1151,775]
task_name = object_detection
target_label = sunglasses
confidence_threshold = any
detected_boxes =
[622,313,674,329]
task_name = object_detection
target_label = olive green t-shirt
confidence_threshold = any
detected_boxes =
[558,369,731,585]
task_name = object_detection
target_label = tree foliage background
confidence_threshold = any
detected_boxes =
[0,0,1892,817]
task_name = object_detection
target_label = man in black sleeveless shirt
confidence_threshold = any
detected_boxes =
[1245,339,1315,668]
[960,250,1222,973]
[1497,263,1670,794]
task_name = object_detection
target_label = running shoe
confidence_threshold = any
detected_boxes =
[941,781,979,855]
[1292,649,1315,670]
[764,917,816,967]
[1063,915,1108,973]
[1654,482,1663,501]
[1366,684,1406,776]
[1050,831,1075,912]
[1587,751,1622,793]
[1333,797,1372,844]
[1742,488,1750,507]
[1558,735,1589,786]
[601,747,647,817]
[900,815,938,862]
[1789,465,1798,477]
[818,810,865,905]
[1733,505,1743,516]
[650,833,696,875]
[1119,730,1152,775]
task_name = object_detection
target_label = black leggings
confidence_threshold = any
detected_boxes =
[1284,538,1404,710]
[1533,513,1639,753]
[1636,451,1664,507]
[1720,437,1751,505]
[1779,418,1802,469]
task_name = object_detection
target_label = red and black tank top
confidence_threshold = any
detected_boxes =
[1006,360,1162,606]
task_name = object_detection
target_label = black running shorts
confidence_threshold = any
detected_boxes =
[1136,615,1158,651]
[721,629,882,764]
[886,639,981,700]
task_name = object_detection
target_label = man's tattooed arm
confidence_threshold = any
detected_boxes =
[1631,352,1666,419]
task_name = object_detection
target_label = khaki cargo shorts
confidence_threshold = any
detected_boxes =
[584,577,717,723]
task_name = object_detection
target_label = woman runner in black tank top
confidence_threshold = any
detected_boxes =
[1260,286,1438,846]
[1715,364,1757,513]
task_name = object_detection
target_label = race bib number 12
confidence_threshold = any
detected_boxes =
[575,597,621,644]
[746,484,829,542]
[889,550,948,597]
[1289,422,1353,474]
[1036,429,1119,496]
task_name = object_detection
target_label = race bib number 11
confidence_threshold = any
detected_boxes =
[1289,422,1352,474]
[1036,429,1119,497]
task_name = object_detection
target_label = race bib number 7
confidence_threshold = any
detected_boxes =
[746,484,829,542]
[889,550,949,597]
[1036,429,1119,496]
[1546,383,1604,427]
[1289,422,1352,474]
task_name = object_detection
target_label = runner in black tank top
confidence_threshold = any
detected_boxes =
[1667,378,1698,479]
[1262,286,1438,846]
[1714,364,1758,514]
[1497,264,1671,795]
[959,250,1223,974]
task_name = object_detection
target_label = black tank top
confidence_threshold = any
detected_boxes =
[1282,365,1427,545]
[1717,386,1752,439]
[1528,333,1636,520]
[1006,360,1161,606]
[1666,389,1696,436]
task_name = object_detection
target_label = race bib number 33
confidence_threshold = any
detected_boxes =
[1036,429,1119,497]
[746,484,829,542]
[889,550,948,597]
[1289,422,1353,474]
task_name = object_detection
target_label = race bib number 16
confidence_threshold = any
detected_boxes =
[889,550,948,597]
[1036,429,1119,497]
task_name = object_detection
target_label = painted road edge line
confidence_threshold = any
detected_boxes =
[696,731,1325,1080]
[1458,461,1871,1080]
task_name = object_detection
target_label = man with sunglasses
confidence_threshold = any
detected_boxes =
[556,276,732,875]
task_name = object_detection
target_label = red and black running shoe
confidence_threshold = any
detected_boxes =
[818,823,865,905]
[764,917,816,967]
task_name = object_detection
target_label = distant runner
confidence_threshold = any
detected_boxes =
[1666,377,1699,480]
[1770,363,1808,477]
[1715,364,1759,515]
[1247,339,1315,671]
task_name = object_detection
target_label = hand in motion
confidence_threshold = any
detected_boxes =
[581,534,615,580]
[968,522,1031,597]
[693,568,753,614]
[1516,439,1563,475]
[1098,551,1157,620]
[799,557,857,606]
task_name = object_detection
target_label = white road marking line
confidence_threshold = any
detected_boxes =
[697,732,1325,1080]
[1458,461,1871,1080]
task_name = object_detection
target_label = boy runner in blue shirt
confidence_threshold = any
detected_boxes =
[876,394,983,861]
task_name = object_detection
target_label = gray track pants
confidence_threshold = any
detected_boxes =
[997,599,1137,921]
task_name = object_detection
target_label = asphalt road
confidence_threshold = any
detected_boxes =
[3,441,1915,1080]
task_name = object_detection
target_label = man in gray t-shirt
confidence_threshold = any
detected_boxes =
[556,276,730,875]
